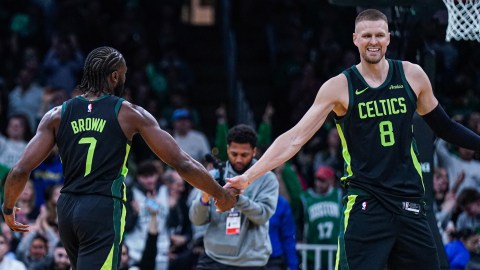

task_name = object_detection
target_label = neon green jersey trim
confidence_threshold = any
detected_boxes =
[336,124,353,181]
[410,143,424,191]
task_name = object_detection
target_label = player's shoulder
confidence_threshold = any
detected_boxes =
[399,60,430,88]
[316,73,347,91]
[118,99,146,117]
[39,105,62,130]
[400,61,425,76]
[318,72,349,97]
[117,100,156,126]
[327,72,349,86]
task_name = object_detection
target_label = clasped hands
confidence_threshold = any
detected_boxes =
[212,174,250,212]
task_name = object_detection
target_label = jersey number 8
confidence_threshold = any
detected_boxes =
[379,121,395,147]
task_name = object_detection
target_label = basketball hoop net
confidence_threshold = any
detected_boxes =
[442,0,480,42]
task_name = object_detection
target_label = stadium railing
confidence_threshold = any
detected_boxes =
[296,243,337,270]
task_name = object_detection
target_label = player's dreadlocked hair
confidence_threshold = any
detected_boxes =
[78,46,124,94]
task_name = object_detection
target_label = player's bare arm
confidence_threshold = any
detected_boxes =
[3,106,61,232]
[226,74,349,190]
[118,101,238,211]
[402,61,439,115]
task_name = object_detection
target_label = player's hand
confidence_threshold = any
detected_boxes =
[201,192,211,205]
[3,207,29,232]
[224,174,250,190]
[214,187,238,212]
[225,186,241,197]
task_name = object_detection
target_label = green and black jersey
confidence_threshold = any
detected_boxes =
[56,95,131,201]
[335,59,423,202]
[300,187,342,264]
[301,188,342,244]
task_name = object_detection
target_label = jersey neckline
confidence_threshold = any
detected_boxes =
[76,94,112,102]
[351,59,394,90]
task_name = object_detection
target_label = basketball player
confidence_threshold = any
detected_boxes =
[226,9,480,270]
[2,46,238,270]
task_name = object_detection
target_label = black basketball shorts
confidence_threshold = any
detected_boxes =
[335,189,440,270]
[57,193,126,270]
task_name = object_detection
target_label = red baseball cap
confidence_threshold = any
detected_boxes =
[315,166,335,180]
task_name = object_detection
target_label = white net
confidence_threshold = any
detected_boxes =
[442,0,480,42]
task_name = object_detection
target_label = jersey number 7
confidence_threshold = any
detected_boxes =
[78,137,97,176]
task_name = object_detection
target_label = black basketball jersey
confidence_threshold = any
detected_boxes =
[56,95,130,201]
[335,59,423,200]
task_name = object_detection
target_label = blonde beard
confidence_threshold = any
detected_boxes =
[361,52,383,64]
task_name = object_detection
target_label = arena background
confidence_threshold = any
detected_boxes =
[1,1,479,269]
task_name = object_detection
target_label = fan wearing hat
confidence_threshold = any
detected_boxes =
[171,108,211,162]
[298,165,342,270]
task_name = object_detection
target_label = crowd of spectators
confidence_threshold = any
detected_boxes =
[0,0,479,269]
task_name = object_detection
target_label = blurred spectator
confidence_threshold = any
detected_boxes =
[124,161,170,270]
[15,180,40,225]
[445,228,480,270]
[273,162,306,224]
[1,222,20,259]
[30,241,71,270]
[37,87,68,121]
[171,108,210,162]
[0,114,32,168]
[164,170,194,270]
[16,203,60,263]
[123,195,160,270]
[162,92,201,129]
[467,112,480,135]
[21,46,42,77]
[293,125,334,187]
[299,165,341,270]
[0,91,8,133]
[0,233,26,270]
[43,184,62,231]
[312,128,342,177]
[16,234,50,268]
[267,195,298,270]
[456,189,480,232]
[31,146,64,207]
[120,244,138,270]
[214,103,274,162]
[15,185,62,263]
[8,68,43,132]
[435,139,480,195]
[433,167,460,244]
[42,33,84,95]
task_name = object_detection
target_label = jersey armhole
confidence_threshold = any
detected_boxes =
[396,60,417,106]
[61,101,67,116]
[335,71,354,123]
[114,98,125,117]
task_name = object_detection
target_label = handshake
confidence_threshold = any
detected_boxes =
[205,174,251,212]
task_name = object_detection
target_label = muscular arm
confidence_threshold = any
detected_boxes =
[3,106,60,231]
[119,102,236,210]
[405,62,480,151]
[227,75,346,188]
